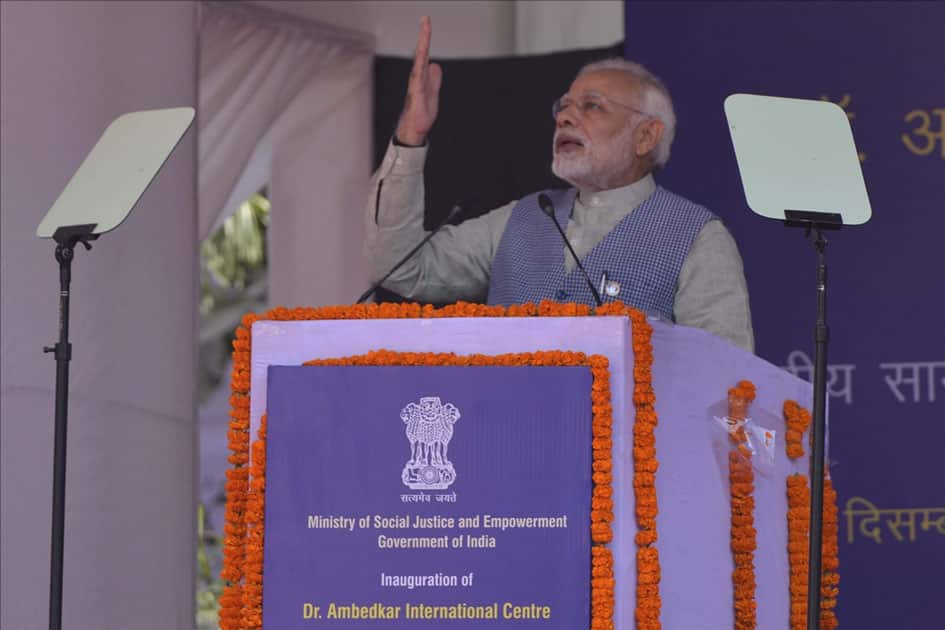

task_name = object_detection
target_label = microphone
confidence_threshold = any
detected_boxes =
[356,204,463,304]
[537,193,603,306]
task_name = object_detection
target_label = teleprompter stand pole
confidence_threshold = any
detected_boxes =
[785,210,839,630]
[43,224,98,630]
[806,224,829,630]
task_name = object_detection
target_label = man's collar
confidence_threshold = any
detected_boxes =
[577,174,656,209]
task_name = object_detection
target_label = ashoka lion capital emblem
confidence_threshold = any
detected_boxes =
[401,396,460,490]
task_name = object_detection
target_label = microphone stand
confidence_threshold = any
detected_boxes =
[537,194,602,306]
[356,206,462,304]
[44,223,98,630]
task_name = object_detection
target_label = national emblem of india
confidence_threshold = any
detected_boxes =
[400,396,461,490]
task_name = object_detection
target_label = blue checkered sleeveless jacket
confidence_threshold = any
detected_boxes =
[486,187,715,320]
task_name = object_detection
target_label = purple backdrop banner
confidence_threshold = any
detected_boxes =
[626,2,945,628]
[262,365,592,627]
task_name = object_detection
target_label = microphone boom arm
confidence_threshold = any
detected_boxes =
[356,205,462,304]
[538,194,603,306]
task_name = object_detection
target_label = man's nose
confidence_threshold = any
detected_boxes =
[556,107,577,128]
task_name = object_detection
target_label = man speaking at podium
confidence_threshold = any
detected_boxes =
[365,17,754,353]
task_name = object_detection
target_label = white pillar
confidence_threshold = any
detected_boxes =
[266,55,374,308]
[514,0,624,55]
[0,2,198,628]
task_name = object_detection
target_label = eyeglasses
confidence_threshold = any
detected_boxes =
[552,92,653,120]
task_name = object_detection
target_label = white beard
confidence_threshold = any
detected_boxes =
[552,124,636,191]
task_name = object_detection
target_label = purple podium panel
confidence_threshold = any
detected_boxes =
[262,365,592,627]
[650,323,813,630]
[250,316,813,629]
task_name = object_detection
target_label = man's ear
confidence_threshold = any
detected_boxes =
[635,118,665,158]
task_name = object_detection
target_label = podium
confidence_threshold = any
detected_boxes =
[221,303,818,630]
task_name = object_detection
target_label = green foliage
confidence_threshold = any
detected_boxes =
[196,503,224,630]
[198,193,270,404]
[200,193,271,318]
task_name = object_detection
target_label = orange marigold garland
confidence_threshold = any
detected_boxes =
[596,301,660,629]
[221,300,656,630]
[784,399,809,630]
[589,356,617,629]
[597,304,662,630]
[219,315,257,630]
[242,414,267,629]
[785,472,841,630]
[783,400,840,629]
[728,380,757,630]
[786,474,810,629]
[597,301,662,628]
[819,477,840,629]
[783,400,812,460]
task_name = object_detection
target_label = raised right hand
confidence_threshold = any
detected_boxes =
[395,16,442,146]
